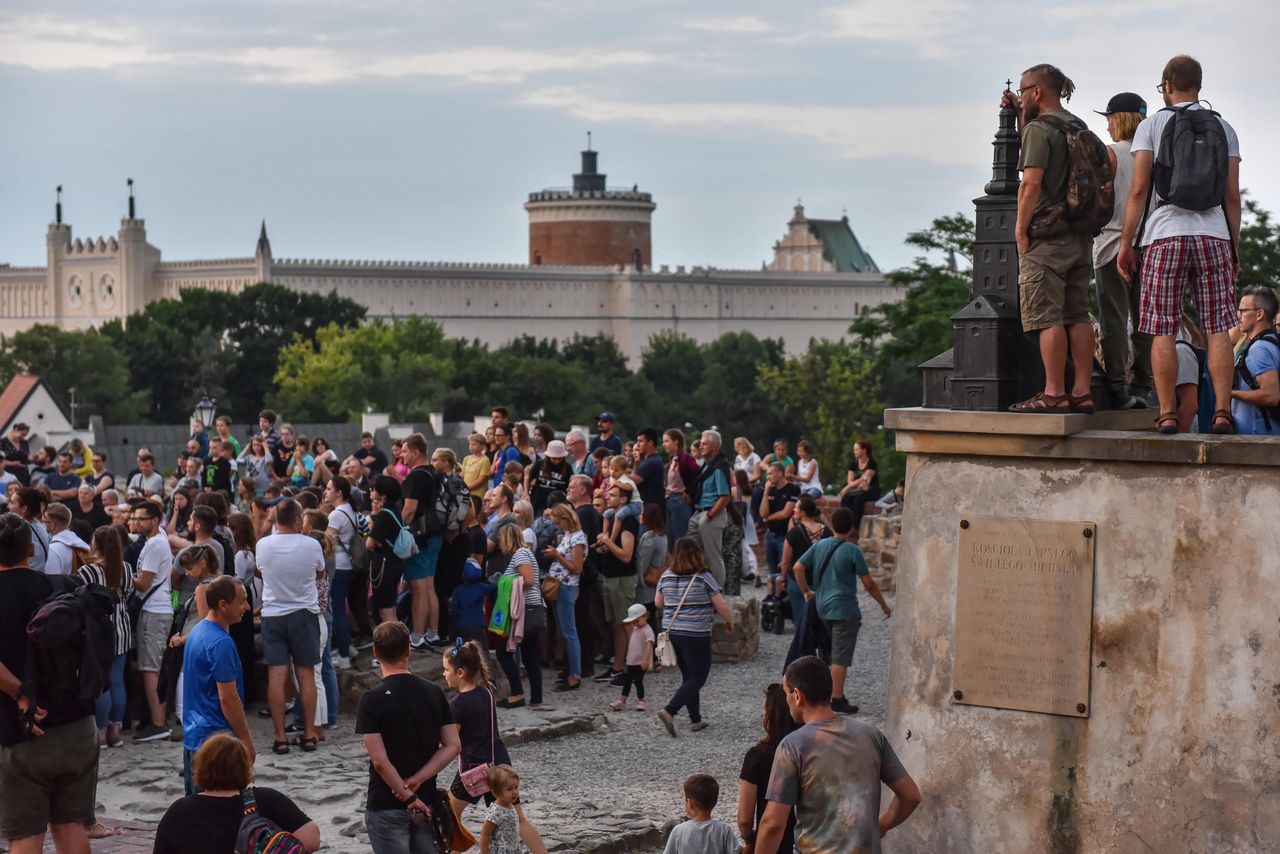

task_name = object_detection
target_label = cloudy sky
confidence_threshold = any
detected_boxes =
[1,0,1274,273]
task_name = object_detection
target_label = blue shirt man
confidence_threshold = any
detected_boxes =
[1230,289,1280,436]
[181,577,253,793]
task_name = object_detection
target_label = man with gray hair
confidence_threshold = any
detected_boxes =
[687,430,732,585]
[1230,286,1280,435]
[565,429,594,477]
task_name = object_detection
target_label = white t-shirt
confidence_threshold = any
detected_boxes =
[327,503,357,572]
[128,471,166,498]
[256,532,322,617]
[28,521,49,574]
[138,532,175,615]
[734,453,761,477]
[46,529,90,576]
[1132,103,1240,246]
[235,548,263,604]
[796,457,822,492]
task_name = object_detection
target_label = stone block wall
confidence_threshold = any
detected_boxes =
[858,514,901,593]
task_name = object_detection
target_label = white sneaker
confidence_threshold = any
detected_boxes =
[347,645,359,659]
[335,656,352,671]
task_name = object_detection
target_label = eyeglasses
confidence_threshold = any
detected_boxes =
[1238,305,1262,314]
[1015,84,1040,97]
[1156,82,1167,94]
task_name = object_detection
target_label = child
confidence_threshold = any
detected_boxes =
[663,774,740,854]
[480,764,525,854]
[463,433,494,499]
[451,558,497,650]
[443,641,512,817]
[602,455,644,539]
[611,603,653,711]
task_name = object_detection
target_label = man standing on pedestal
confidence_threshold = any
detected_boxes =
[1003,64,1098,414]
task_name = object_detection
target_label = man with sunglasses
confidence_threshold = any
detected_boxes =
[1229,287,1280,435]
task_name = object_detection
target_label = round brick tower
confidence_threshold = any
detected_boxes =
[525,144,655,269]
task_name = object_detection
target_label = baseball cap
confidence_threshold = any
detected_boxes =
[545,439,568,458]
[597,411,616,422]
[1094,92,1147,117]
[622,603,647,623]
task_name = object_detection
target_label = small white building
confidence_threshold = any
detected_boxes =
[0,374,77,448]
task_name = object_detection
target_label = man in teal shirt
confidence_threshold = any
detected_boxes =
[795,507,891,714]
[687,430,732,586]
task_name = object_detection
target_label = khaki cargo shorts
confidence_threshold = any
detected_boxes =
[1019,233,1093,332]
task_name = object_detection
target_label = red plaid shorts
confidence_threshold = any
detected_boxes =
[1137,235,1237,336]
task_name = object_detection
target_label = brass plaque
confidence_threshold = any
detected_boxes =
[953,517,1095,717]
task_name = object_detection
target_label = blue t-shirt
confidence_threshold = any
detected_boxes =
[635,455,664,508]
[44,471,81,493]
[1232,337,1280,436]
[491,446,522,486]
[451,579,497,630]
[181,619,243,751]
[797,538,869,621]
[695,468,730,511]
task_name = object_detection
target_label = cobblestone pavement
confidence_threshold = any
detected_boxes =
[81,583,892,852]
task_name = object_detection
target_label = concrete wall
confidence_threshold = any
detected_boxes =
[883,410,1280,854]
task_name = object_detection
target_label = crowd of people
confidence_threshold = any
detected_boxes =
[1006,55,1279,437]
[0,398,920,853]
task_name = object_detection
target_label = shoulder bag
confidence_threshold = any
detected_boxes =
[654,574,698,668]
[458,688,497,797]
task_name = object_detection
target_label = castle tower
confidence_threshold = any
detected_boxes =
[524,142,655,268]
[255,220,273,283]
[117,180,159,316]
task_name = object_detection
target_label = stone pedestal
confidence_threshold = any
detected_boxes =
[712,596,760,663]
[337,646,511,712]
[882,408,1280,853]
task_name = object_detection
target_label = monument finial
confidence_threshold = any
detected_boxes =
[587,130,592,152]
[55,185,63,225]
[127,177,135,220]
[984,96,1021,197]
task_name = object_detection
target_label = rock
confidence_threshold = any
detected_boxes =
[712,595,759,663]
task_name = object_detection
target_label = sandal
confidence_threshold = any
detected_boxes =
[272,739,290,755]
[88,822,122,839]
[1155,411,1178,435]
[292,736,318,752]
[1210,409,1234,435]
[1069,393,1095,415]
[1009,392,1071,413]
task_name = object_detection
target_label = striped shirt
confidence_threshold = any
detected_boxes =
[76,561,134,655]
[657,570,721,637]
[503,547,544,608]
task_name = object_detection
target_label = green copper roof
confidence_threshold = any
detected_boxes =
[806,218,880,273]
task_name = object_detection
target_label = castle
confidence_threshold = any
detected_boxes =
[0,148,902,361]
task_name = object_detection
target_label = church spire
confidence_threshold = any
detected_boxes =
[256,220,272,257]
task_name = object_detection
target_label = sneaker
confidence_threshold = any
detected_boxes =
[371,658,381,668]
[593,669,623,683]
[635,699,647,711]
[831,696,859,715]
[132,723,171,743]
[553,680,581,692]
[425,636,447,649]
[354,636,375,651]
[610,673,626,687]
[107,733,125,748]
[690,720,709,732]
[609,698,625,711]
[335,656,352,671]
[285,722,306,734]
[409,635,429,651]
[347,645,359,659]
[657,709,677,738]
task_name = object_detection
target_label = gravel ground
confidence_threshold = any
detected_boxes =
[506,583,894,851]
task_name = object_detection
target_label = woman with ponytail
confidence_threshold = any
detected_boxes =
[443,640,511,814]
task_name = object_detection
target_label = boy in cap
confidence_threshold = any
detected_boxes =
[1093,92,1152,409]
[590,411,623,455]
[610,603,654,711]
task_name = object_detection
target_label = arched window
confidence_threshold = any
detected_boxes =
[532,253,542,266]
[630,249,643,270]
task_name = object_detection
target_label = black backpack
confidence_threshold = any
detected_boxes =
[1235,332,1280,431]
[26,583,118,713]
[1152,104,1230,212]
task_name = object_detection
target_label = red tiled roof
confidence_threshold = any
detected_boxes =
[0,374,42,431]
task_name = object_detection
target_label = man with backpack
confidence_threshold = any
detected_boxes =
[1002,64,1110,414]
[400,433,445,651]
[1229,287,1280,435]
[0,512,98,854]
[1118,54,1242,435]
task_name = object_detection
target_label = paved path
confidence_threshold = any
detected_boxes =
[82,583,892,852]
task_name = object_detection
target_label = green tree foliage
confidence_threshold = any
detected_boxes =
[691,331,787,441]
[271,318,453,421]
[756,341,884,489]
[103,283,364,423]
[1239,196,1280,291]
[0,325,146,425]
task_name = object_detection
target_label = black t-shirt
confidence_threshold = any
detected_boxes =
[762,483,801,535]
[601,516,639,578]
[449,687,512,770]
[0,437,30,485]
[204,458,232,494]
[588,433,623,456]
[741,743,796,853]
[271,443,295,478]
[574,504,603,583]
[369,508,405,575]
[634,455,664,508]
[786,522,831,564]
[848,460,881,497]
[354,445,389,475]
[71,501,111,531]
[355,673,454,811]
[153,788,310,854]
[0,568,54,746]
[402,466,440,543]
[528,458,573,515]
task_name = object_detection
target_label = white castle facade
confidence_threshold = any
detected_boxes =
[0,158,903,361]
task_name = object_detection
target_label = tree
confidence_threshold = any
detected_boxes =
[270,318,453,422]
[694,331,787,441]
[640,329,705,421]
[1239,196,1280,291]
[756,341,884,491]
[0,326,146,425]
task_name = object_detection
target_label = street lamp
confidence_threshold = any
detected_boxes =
[192,395,217,429]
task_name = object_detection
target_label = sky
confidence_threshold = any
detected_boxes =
[1,0,1276,274]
